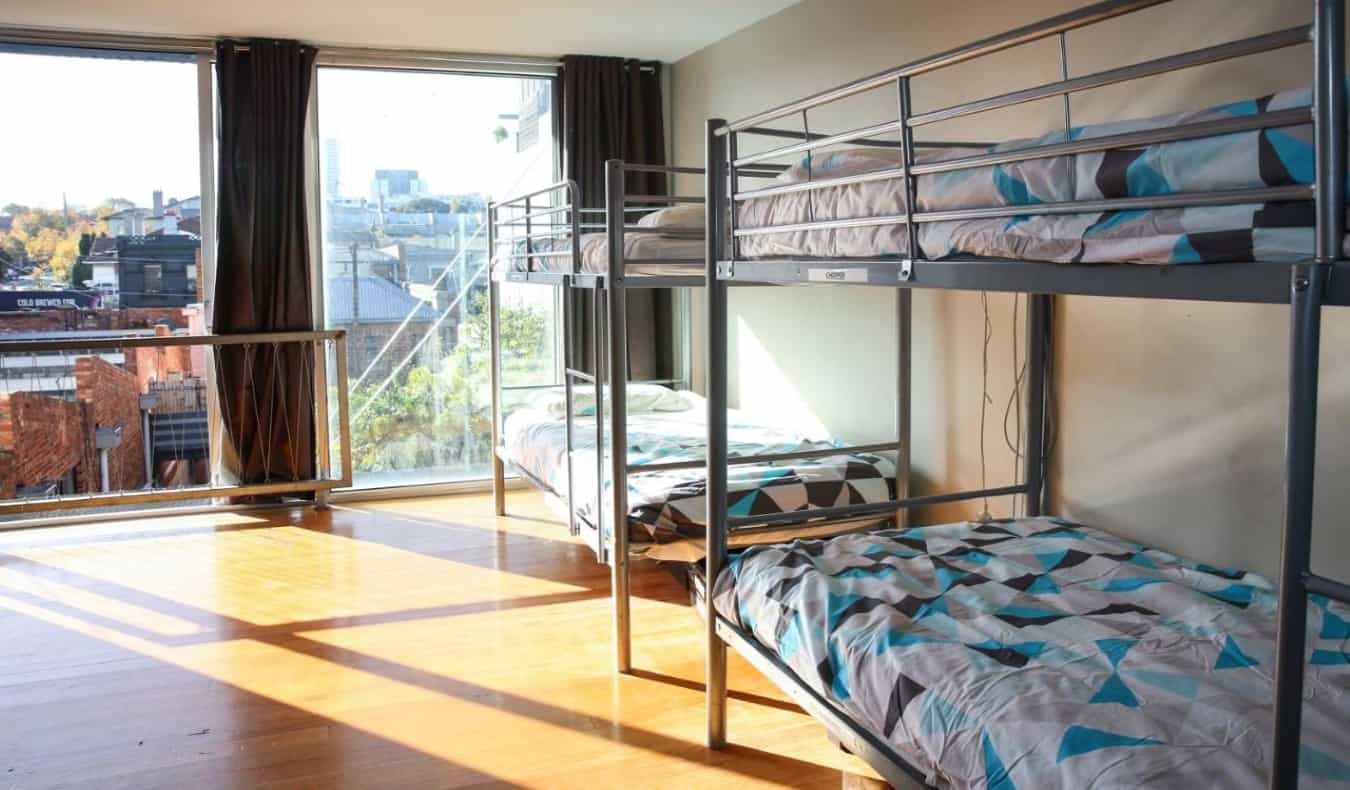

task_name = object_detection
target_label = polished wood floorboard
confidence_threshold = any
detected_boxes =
[0,492,877,789]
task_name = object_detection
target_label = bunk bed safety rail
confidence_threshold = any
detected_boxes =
[714,0,1317,293]
[489,179,582,276]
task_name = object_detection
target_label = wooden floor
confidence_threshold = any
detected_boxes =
[0,492,877,789]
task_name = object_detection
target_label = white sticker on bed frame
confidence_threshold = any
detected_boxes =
[807,268,869,283]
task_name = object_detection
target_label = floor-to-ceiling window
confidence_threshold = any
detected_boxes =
[316,67,559,489]
[0,44,213,511]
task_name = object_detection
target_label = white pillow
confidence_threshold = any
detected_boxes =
[529,384,693,419]
[776,148,906,183]
[774,144,987,184]
[635,204,704,229]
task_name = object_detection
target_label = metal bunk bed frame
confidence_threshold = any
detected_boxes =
[702,1,1349,788]
[488,162,702,674]
[488,159,911,676]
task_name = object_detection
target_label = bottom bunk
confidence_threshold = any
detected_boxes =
[499,384,898,559]
[711,517,1350,790]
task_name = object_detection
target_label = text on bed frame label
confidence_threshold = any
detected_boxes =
[807,268,868,283]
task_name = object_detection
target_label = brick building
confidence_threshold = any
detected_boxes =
[0,356,142,497]
[0,307,209,502]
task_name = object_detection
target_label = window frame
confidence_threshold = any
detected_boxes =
[309,59,564,495]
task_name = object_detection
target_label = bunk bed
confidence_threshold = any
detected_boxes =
[701,1,1350,788]
[487,164,902,674]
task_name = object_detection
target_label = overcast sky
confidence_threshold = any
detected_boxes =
[0,50,553,212]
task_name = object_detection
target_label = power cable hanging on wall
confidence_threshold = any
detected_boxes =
[976,290,994,523]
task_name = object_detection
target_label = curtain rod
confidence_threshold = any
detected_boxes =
[0,25,564,71]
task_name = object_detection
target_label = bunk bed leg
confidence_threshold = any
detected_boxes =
[594,290,606,560]
[606,160,632,675]
[563,278,579,537]
[705,119,730,750]
[895,289,911,528]
[1272,264,1324,790]
[488,204,507,518]
[1023,294,1050,518]
[610,158,634,672]
[1272,3,1343,786]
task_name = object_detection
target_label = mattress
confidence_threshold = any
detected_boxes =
[737,83,1339,265]
[713,517,1350,789]
[502,389,896,545]
[493,230,703,276]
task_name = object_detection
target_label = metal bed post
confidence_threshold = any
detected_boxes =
[705,118,730,749]
[563,185,580,537]
[895,75,919,526]
[606,160,633,674]
[488,201,507,516]
[594,288,606,560]
[896,290,912,527]
[1271,1,1343,786]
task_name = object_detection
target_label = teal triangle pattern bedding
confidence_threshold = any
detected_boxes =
[713,518,1350,788]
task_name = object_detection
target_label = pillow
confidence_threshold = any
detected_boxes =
[774,144,988,184]
[635,204,704,229]
[776,148,905,184]
[529,384,693,419]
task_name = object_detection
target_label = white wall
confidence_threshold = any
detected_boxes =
[672,0,1349,580]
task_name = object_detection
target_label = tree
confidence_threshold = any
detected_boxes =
[347,291,550,475]
[0,205,106,283]
[396,197,451,213]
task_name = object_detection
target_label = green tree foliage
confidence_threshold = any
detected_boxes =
[0,205,106,282]
[392,194,489,216]
[396,197,452,213]
[347,290,550,475]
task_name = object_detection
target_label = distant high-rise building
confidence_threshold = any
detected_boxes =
[370,169,424,204]
[325,138,341,197]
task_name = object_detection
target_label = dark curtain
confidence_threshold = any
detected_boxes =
[213,39,317,485]
[558,55,674,381]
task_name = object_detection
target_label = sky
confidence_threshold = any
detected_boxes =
[317,67,554,201]
[0,52,201,211]
[0,49,554,212]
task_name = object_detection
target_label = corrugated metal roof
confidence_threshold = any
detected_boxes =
[326,275,438,323]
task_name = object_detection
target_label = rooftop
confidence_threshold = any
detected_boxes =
[326,275,438,323]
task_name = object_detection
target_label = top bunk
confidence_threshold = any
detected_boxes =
[489,161,717,289]
[706,0,1350,305]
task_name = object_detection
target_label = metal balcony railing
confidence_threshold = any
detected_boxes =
[0,329,351,516]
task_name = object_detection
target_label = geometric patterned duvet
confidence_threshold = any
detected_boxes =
[713,518,1350,789]
[503,404,895,544]
[739,84,1339,266]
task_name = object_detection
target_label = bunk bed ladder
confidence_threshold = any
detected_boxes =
[1271,1,1346,788]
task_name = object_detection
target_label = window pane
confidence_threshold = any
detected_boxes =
[0,48,210,515]
[318,68,559,488]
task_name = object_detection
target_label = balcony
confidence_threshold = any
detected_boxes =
[0,330,351,517]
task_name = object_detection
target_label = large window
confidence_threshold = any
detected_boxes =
[317,68,559,489]
[0,46,211,510]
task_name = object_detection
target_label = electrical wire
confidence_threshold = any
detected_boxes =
[977,290,994,522]
[1004,292,1027,516]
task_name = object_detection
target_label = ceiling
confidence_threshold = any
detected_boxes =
[0,0,800,63]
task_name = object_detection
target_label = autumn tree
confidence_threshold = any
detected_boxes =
[0,204,107,284]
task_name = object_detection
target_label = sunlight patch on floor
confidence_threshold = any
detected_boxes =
[1,523,587,629]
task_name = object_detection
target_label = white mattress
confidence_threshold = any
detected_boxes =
[493,231,703,277]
